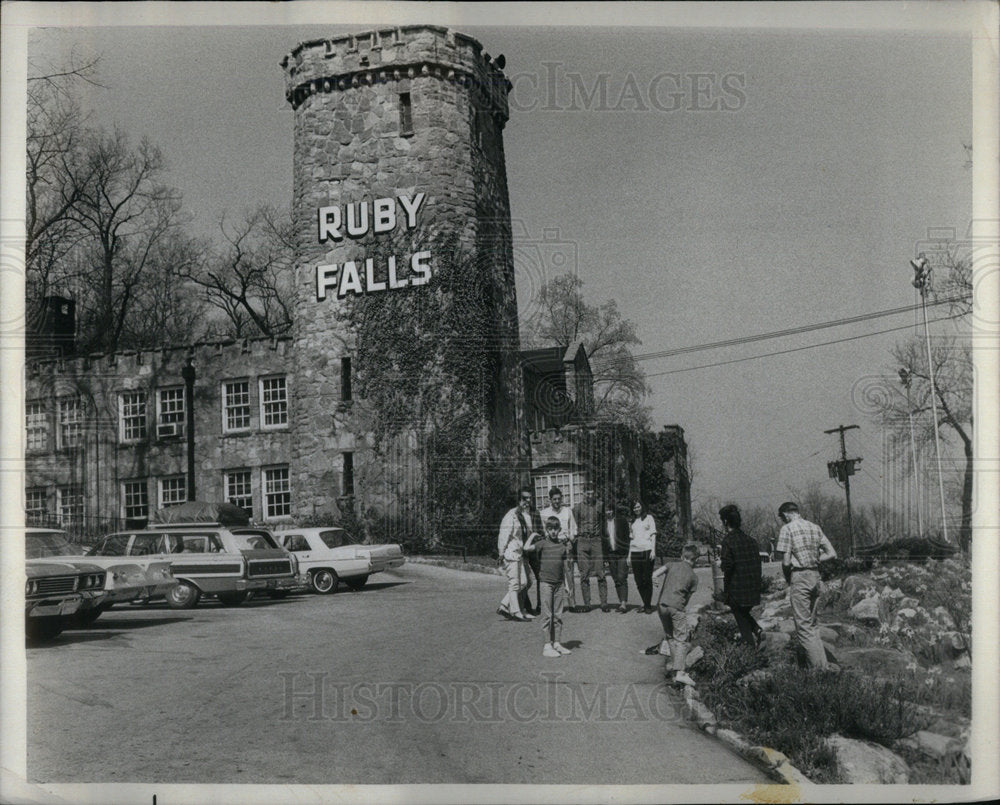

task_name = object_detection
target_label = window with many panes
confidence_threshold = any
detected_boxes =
[58,397,82,449]
[122,480,149,521]
[159,475,187,507]
[57,485,83,525]
[262,466,290,519]
[533,471,585,510]
[225,470,253,515]
[25,488,47,522]
[259,376,288,429]
[157,387,185,436]
[223,380,251,432]
[119,391,147,442]
[26,402,48,452]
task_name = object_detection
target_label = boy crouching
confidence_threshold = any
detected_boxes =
[524,516,573,658]
[652,543,700,686]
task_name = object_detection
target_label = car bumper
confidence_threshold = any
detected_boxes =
[26,594,84,618]
[371,557,405,574]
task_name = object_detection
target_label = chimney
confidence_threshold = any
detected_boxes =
[29,296,76,358]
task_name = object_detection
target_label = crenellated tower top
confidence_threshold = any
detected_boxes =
[280,25,512,123]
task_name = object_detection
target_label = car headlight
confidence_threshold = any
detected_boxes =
[25,579,36,595]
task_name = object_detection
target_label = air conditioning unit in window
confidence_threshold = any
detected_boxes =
[157,422,183,439]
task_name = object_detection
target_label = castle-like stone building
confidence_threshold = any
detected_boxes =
[22,27,691,550]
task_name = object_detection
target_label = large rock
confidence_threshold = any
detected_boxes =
[837,647,918,675]
[849,597,882,625]
[760,631,791,652]
[684,645,705,669]
[819,626,839,643]
[827,735,909,783]
[842,574,877,604]
[777,618,797,634]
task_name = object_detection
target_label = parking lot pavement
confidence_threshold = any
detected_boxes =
[27,562,770,786]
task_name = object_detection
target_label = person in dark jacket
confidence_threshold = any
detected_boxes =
[718,504,763,647]
[603,502,631,612]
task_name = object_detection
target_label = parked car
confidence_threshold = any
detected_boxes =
[26,527,176,625]
[25,560,107,642]
[90,503,303,610]
[273,527,404,594]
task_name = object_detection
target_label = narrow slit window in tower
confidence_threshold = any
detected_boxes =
[341,356,352,402]
[399,93,413,137]
[342,451,355,496]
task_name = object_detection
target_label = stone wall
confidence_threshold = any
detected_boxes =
[24,337,294,531]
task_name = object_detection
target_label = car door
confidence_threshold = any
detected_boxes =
[278,533,315,573]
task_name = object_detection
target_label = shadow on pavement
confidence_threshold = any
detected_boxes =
[69,616,193,630]
[27,631,121,648]
[343,580,410,592]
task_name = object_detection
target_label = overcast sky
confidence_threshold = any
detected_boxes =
[19,5,979,519]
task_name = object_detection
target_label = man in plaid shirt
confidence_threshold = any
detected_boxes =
[776,501,837,669]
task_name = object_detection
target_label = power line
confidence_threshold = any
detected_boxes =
[645,314,964,379]
[589,294,968,369]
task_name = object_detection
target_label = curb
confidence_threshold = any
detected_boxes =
[404,556,503,576]
[681,686,812,786]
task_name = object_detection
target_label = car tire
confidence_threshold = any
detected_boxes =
[68,603,109,627]
[26,616,65,643]
[216,591,249,606]
[345,574,369,591]
[165,580,202,610]
[310,569,339,594]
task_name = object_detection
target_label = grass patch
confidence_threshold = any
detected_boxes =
[691,612,934,782]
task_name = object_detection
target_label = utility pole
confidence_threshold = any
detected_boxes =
[825,424,861,556]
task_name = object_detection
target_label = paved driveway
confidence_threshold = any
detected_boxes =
[27,562,770,786]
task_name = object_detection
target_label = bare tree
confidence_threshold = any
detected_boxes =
[25,55,100,323]
[67,129,188,352]
[183,206,295,338]
[523,273,651,429]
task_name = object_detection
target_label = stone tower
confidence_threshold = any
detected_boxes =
[281,26,525,535]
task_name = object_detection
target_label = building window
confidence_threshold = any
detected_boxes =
[223,380,251,432]
[399,92,413,136]
[157,387,185,438]
[25,488,48,523]
[119,391,148,443]
[57,485,83,526]
[262,466,291,519]
[341,357,352,402]
[58,396,83,449]
[122,480,149,521]
[533,471,585,509]
[342,451,354,496]
[259,376,288,429]
[25,401,47,452]
[225,470,253,516]
[159,475,187,508]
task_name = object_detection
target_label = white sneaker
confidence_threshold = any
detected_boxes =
[543,643,560,658]
[672,671,696,686]
[553,642,572,655]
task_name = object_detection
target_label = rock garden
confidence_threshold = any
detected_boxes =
[685,556,972,784]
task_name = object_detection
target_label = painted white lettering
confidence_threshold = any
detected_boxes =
[346,203,369,238]
[398,193,426,230]
[318,207,342,242]
[387,255,408,290]
[410,251,432,285]
[337,261,364,298]
[316,264,340,300]
[373,198,396,234]
[365,257,387,293]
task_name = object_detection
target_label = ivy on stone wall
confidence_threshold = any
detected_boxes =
[340,229,517,552]
[640,429,685,558]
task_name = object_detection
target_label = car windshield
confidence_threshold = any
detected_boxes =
[26,532,86,559]
[319,529,361,549]
[231,530,279,550]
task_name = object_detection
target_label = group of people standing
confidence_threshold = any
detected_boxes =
[496,484,667,657]
[498,484,839,678]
